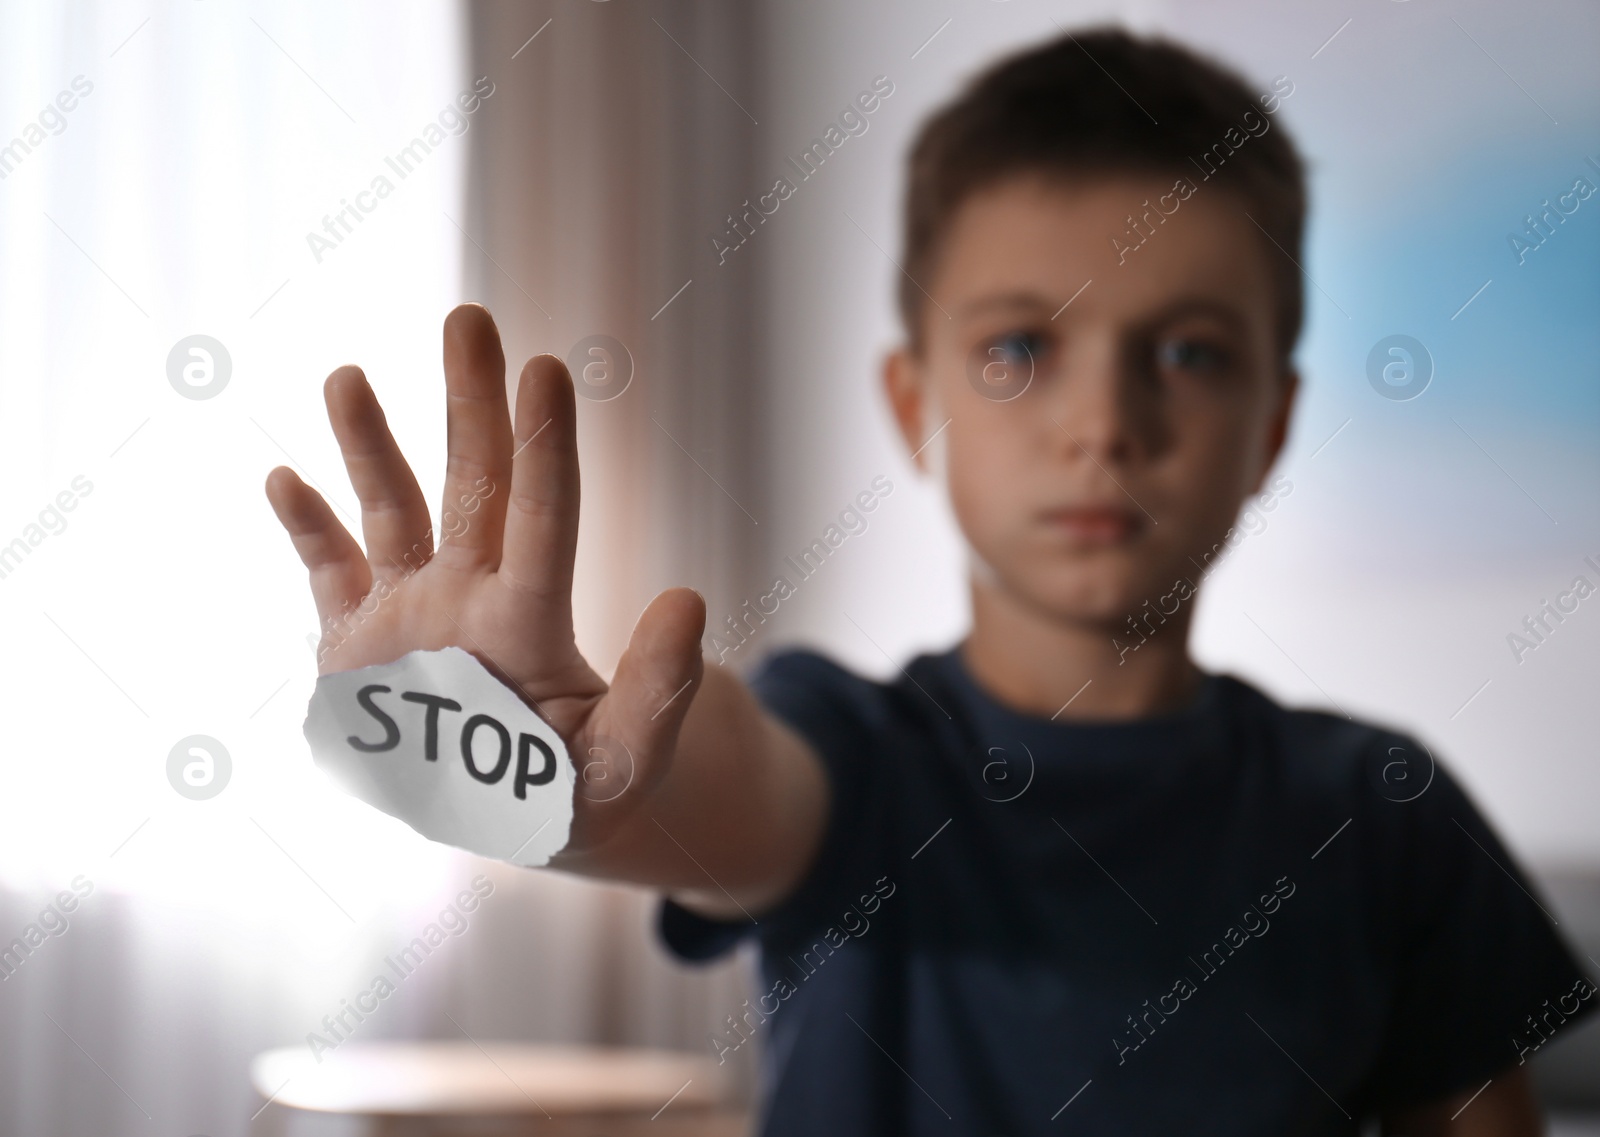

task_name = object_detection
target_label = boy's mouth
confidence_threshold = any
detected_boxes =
[1038,505,1143,546]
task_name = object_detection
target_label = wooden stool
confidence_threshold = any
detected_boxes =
[248,1041,748,1137]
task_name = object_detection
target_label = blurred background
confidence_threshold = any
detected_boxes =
[0,0,1594,1132]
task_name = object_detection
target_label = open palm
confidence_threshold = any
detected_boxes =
[265,304,707,852]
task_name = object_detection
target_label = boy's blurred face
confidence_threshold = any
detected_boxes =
[886,174,1297,628]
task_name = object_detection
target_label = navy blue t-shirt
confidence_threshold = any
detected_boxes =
[658,645,1596,1136]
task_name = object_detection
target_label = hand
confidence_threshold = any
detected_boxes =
[265,303,708,854]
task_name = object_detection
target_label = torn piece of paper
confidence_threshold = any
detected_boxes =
[303,646,574,867]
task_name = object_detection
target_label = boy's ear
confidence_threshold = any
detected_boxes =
[1255,366,1300,490]
[883,346,930,473]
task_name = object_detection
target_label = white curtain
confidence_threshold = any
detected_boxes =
[0,2,760,1132]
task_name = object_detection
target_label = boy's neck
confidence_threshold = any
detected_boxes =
[961,576,1204,722]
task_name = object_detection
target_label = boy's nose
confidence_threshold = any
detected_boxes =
[1045,351,1156,469]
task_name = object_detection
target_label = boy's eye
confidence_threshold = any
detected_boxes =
[1156,337,1229,374]
[979,330,1051,375]
[992,330,1044,364]
[969,329,1051,401]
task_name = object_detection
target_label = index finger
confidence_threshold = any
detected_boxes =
[497,353,579,631]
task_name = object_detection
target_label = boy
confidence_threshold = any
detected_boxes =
[265,26,1595,1136]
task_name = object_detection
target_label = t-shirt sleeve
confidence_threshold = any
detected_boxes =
[657,647,889,962]
[1364,747,1599,1110]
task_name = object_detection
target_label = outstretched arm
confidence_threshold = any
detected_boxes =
[265,303,828,919]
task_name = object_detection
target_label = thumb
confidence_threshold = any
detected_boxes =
[600,586,707,795]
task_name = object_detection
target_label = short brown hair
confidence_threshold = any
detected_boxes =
[898,26,1307,368]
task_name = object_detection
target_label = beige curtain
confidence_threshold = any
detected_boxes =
[458,0,769,1097]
